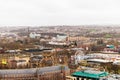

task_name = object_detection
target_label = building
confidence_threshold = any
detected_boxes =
[67,36,89,42]
[0,66,70,80]
[8,56,30,68]
[56,34,67,41]
[29,32,41,38]
[72,70,109,80]
[48,41,67,46]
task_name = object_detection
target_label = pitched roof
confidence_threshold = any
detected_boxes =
[72,70,108,79]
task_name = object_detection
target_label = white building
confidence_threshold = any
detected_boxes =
[29,32,41,38]
[56,34,67,41]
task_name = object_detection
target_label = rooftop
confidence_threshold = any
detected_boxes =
[87,59,112,63]
[72,70,108,79]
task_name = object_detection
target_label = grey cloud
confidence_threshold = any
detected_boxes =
[0,0,120,26]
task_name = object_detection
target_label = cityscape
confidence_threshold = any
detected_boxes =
[1,0,120,80]
[0,26,120,80]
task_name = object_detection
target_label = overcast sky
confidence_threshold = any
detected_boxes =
[0,0,120,26]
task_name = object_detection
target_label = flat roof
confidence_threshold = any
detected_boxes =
[87,59,112,63]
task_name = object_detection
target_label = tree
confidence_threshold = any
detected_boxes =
[97,39,104,45]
